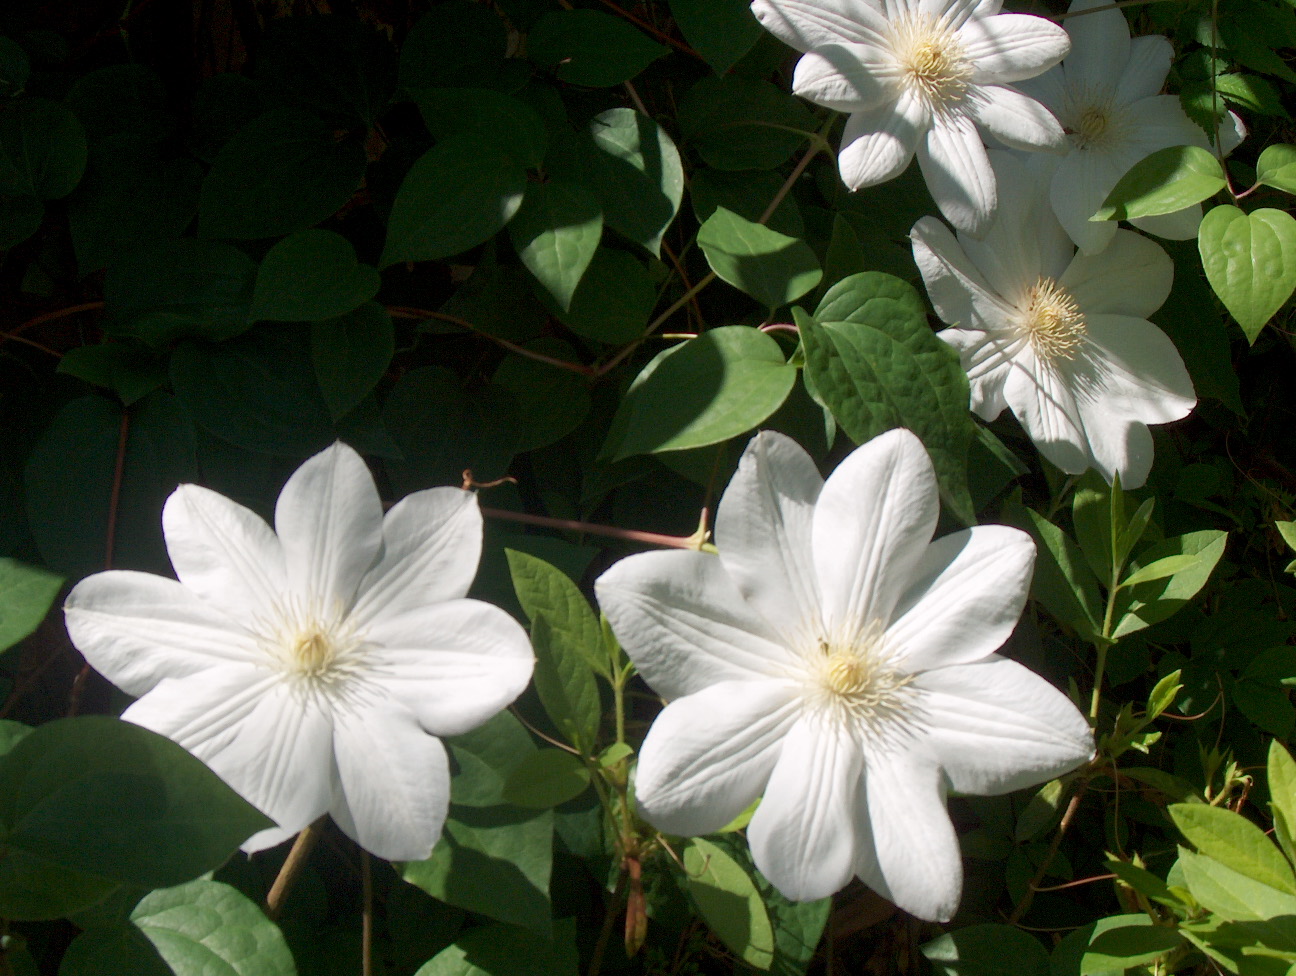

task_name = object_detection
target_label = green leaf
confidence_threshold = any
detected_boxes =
[1093,146,1226,222]
[698,206,821,308]
[508,181,602,311]
[1147,670,1183,721]
[684,837,776,971]
[1198,205,1296,343]
[1072,472,1116,585]
[1005,503,1102,640]
[0,559,62,654]
[585,108,683,256]
[1115,497,1156,571]
[0,716,271,889]
[1268,741,1296,851]
[1277,521,1296,574]
[528,10,668,87]
[492,343,592,452]
[199,109,365,241]
[171,327,336,457]
[103,238,256,346]
[1112,530,1228,638]
[678,76,818,172]
[0,849,118,922]
[1015,778,1066,843]
[447,710,537,808]
[59,923,171,976]
[799,273,976,523]
[381,133,526,268]
[922,924,1050,976]
[414,88,548,170]
[501,749,591,809]
[400,2,507,91]
[251,229,380,323]
[0,192,42,249]
[1081,915,1182,975]
[0,37,30,98]
[0,97,87,200]
[548,247,656,344]
[403,806,554,936]
[414,919,578,976]
[602,326,796,460]
[1105,859,1181,909]
[692,168,804,239]
[311,302,395,422]
[1121,554,1202,588]
[128,879,296,976]
[1256,144,1296,194]
[1176,847,1296,921]
[1170,804,1296,893]
[507,550,603,751]
[668,0,762,74]
[1211,73,1288,116]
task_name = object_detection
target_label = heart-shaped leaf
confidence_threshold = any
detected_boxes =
[251,229,380,322]
[1198,204,1296,343]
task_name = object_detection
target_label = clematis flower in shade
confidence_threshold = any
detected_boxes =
[750,0,1071,236]
[1014,0,1245,253]
[64,443,534,861]
[596,429,1093,921]
[911,151,1195,488]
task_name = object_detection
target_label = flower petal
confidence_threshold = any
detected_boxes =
[275,443,384,611]
[748,716,862,901]
[751,0,890,52]
[910,216,1018,330]
[1129,204,1203,242]
[918,114,996,236]
[1075,409,1155,489]
[1124,95,1212,152]
[1060,229,1173,318]
[960,15,1071,84]
[65,571,262,697]
[886,525,1035,673]
[360,598,534,737]
[122,665,334,852]
[938,327,1016,419]
[914,655,1094,794]
[350,487,482,628]
[1049,147,1122,255]
[330,698,451,861]
[1003,357,1093,474]
[967,85,1066,152]
[836,90,925,191]
[813,429,938,641]
[792,44,896,113]
[1060,0,1130,89]
[1079,314,1196,426]
[596,550,798,700]
[1117,36,1172,104]
[865,750,961,921]
[162,484,287,620]
[716,431,824,647]
[635,679,801,836]
[959,150,1062,296]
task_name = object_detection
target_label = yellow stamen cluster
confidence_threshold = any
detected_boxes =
[811,627,914,728]
[893,16,972,111]
[1019,277,1087,362]
[259,596,364,684]
[1074,106,1111,149]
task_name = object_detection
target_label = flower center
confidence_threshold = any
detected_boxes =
[1019,277,1086,361]
[893,16,972,112]
[1074,106,1110,148]
[1063,85,1125,152]
[259,596,366,685]
[810,625,914,730]
[292,629,337,677]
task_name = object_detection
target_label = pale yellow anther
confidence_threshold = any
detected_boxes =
[893,15,972,111]
[1019,277,1087,362]
[292,630,336,677]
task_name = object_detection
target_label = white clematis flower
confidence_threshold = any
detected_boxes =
[596,428,1093,921]
[910,151,1196,488]
[1015,0,1245,253]
[751,0,1071,236]
[64,443,534,861]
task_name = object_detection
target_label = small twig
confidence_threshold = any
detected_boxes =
[0,333,61,357]
[361,852,373,976]
[1,301,105,348]
[265,821,324,919]
[509,705,583,755]
[1051,0,1184,18]
[588,869,630,976]
[480,505,701,550]
[1006,784,1088,924]
[386,306,596,377]
[591,0,703,61]
[1031,873,1117,893]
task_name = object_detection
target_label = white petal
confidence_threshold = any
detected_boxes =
[914,655,1094,793]
[865,750,962,921]
[960,15,1071,84]
[1060,0,1130,89]
[886,526,1035,673]
[64,571,262,697]
[1014,63,1067,115]
[967,86,1066,152]
[910,216,1018,329]
[1116,36,1172,104]
[162,484,287,620]
[1003,357,1093,474]
[122,665,335,851]
[596,550,799,700]
[938,327,1016,419]
[1060,229,1173,317]
[813,429,938,640]
[751,0,890,51]
[837,90,926,191]
[275,443,384,611]
[634,679,801,836]
[350,487,482,628]
[1078,314,1196,425]
[1129,204,1203,242]
[330,698,450,861]
[360,598,534,737]
[923,0,982,31]
[1124,95,1213,151]
[1049,148,1122,255]
[792,44,896,113]
[716,431,824,647]
[748,716,862,900]
[1074,409,1155,489]
[918,114,997,236]
[959,150,1056,295]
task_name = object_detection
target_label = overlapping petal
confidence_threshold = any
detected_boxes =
[961,15,1070,83]
[837,90,925,190]
[919,115,996,236]
[751,0,890,51]
[792,44,896,112]
[967,85,1066,153]
[1059,229,1174,317]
